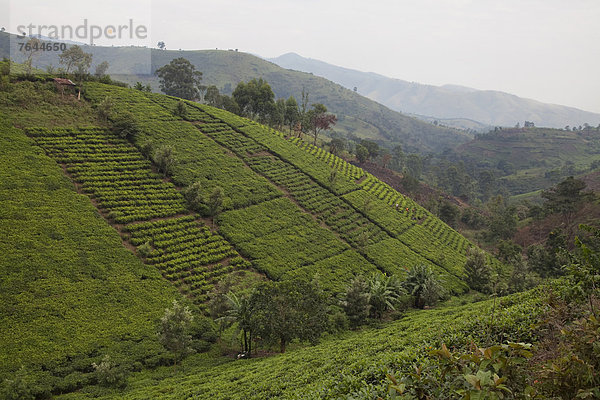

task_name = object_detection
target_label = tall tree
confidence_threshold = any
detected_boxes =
[284,96,300,134]
[464,247,492,293]
[272,98,286,129]
[307,103,337,145]
[359,139,379,160]
[59,45,92,75]
[542,176,591,228]
[94,61,109,77]
[405,154,423,179]
[329,138,345,156]
[438,199,460,228]
[299,88,310,136]
[21,37,41,75]
[486,195,517,240]
[216,292,252,355]
[155,57,203,100]
[390,144,405,171]
[205,85,221,107]
[248,280,327,353]
[232,78,275,122]
[402,265,442,308]
[341,276,371,329]
[355,144,369,164]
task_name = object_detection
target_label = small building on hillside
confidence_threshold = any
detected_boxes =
[53,78,76,96]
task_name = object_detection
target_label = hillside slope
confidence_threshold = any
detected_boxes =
[0,114,181,392]
[270,52,600,129]
[0,32,471,153]
[454,127,600,195]
[0,77,506,397]
[58,288,545,400]
[81,82,507,295]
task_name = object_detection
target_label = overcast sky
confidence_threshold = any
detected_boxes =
[3,0,600,113]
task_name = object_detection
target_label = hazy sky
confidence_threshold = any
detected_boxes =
[3,0,600,113]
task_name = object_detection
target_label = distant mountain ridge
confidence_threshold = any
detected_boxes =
[269,53,600,130]
[0,31,471,153]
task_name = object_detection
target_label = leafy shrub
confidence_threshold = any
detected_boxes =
[157,300,195,370]
[97,96,113,122]
[465,247,493,293]
[328,306,350,332]
[0,367,35,400]
[139,141,154,159]
[403,265,444,308]
[189,317,219,353]
[111,111,139,139]
[341,276,371,328]
[387,342,534,399]
[367,273,405,318]
[137,241,152,258]
[92,355,128,388]
[174,100,188,119]
[154,145,176,177]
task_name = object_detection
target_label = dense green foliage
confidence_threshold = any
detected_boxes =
[218,198,354,282]
[80,83,494,296]
[61,288,546,399]
[0,77,514,399]
[247,279,329,353]
[155,57,203,100]
[0,118,181,396]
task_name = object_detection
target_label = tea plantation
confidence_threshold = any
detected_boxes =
[0,78,521,398]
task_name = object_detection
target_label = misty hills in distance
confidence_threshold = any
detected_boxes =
[0,31,470,153]
[269,52,600,131]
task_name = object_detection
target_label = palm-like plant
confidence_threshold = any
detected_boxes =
[368,273,405,318]
[402,265,443,309]
[216,292,252,355]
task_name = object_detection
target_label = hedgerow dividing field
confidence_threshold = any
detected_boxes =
[246,155,388,247]
[84,84,282,211]
[217,198,359,283]
[289,138,366,180]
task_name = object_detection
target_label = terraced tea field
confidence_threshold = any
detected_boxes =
[28,126,253,307]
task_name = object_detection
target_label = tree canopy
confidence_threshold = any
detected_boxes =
[307,103,337,145]
[232,78,275,122]
[59,45,92,77]
[155,57,203,100]
[542,176,590,216]
[248,279,328,353]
